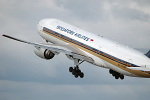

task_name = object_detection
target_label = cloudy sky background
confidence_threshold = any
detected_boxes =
[0,0,150,100]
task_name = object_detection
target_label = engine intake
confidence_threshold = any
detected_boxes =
[34,47,55,60]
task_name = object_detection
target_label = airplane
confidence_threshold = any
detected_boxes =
[2,18,150,80]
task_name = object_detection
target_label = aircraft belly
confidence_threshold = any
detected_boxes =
[83,51,107,67]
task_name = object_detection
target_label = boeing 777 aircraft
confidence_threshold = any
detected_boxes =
[2,18,150,80]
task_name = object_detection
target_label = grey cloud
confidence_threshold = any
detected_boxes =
[0,80,150,100]
[133,0,150,7]
[111,6,150,21]
[54,0,109,21]
[107,0,150,7]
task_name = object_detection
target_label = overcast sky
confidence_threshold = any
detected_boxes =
[0,0,150,100]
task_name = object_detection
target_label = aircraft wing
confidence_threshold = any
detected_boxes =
[2,34,94,63]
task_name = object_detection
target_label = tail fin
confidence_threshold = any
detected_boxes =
[145,50,150,58]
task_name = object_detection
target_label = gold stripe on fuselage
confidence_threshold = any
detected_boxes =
[43,28,150,78]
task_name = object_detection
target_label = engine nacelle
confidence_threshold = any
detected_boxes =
[34,47,55,60]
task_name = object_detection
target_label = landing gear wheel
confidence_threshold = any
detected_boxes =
[115,75,119,79]
[109,69,113,74]
[69,66,84,78]
[109,69,124,80]
[120,75,124,80]
[69,67,73,72]
[80,72,84,78]
[72,69,75,75]
[75,73,78,78]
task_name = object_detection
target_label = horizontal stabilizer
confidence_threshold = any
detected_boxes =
[145,50,150,58]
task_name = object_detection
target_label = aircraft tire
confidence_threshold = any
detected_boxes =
[80,72,84,78]
[69,67,73,72]
[120,75,124,80]
[75,73,78,78]
[109,69,113,74]
[115,75,119,79]
[72,69,75,75]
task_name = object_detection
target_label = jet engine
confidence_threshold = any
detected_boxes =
[34,47,55,59]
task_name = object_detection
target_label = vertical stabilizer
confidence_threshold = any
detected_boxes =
[145,50,150,58]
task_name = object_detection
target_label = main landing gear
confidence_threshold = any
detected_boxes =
[109,69,124,80]
[69,58,85,78]
[69,66,84,78]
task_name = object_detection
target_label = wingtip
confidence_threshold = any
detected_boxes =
[2,34,8,37]
[2,34,7,37]
[2,34,30,44]
[2,34,11,38]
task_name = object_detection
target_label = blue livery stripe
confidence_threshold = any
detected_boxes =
[43,27,140,68]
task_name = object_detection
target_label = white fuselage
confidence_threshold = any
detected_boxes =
[37,18,150,78]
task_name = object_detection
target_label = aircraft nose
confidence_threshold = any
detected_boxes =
[37,18,55,34]
[37,20,45,33]
[38,19,46,25]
